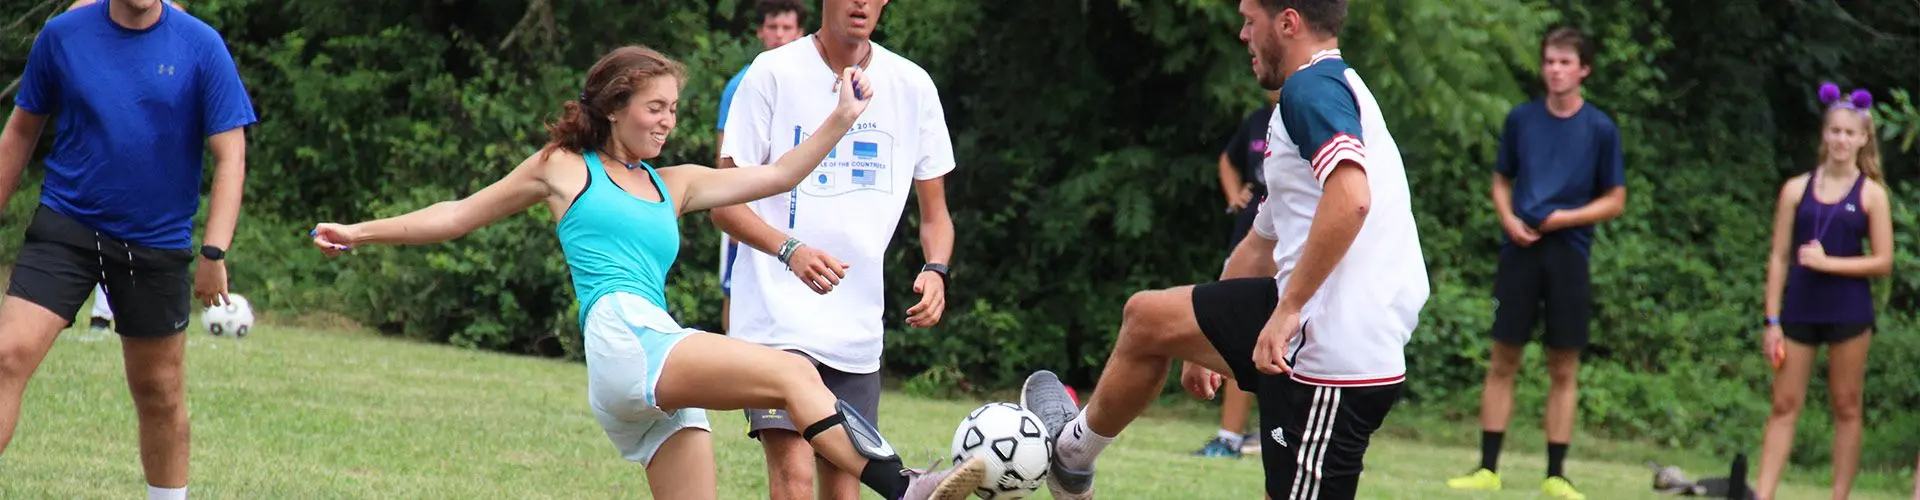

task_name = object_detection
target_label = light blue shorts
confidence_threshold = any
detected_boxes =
[584,292,710,465]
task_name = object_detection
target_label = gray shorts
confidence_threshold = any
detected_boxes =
[745,350,882,439]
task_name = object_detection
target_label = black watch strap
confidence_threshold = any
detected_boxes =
[200,245,226,261]
[921,263,949,287]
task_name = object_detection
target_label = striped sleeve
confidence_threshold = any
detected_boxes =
[1280,73,1366,187]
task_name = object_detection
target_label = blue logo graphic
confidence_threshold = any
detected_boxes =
[851,169,877,186]
[852,141,880,159]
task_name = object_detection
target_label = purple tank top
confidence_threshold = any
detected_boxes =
[1781,172,1873,324]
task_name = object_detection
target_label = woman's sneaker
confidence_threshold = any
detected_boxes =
[900,455,989,500]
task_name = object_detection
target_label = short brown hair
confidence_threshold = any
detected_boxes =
[757,0,805,23]
[1541,27,1594,67]
[1256,0,1348,37]
[541,46,687,158]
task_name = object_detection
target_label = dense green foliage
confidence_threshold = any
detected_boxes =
[5,0,1919,469]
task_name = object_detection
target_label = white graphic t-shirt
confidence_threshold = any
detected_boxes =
[719,36,956,374]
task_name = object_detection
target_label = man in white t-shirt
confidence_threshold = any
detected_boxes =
[714,0,956,498]
[1019,1,1429,499]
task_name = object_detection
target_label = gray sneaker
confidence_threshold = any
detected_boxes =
[1020,370,1095,499]
[900,455,989,500]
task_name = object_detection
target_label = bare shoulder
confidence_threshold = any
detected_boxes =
[1863,177,1891,209]
[1777,174,1809,204]
[528,148,580,175]
[655,163,714,185]
[655,163,713,176]
[654,163,712,198]
[519,148,581,195]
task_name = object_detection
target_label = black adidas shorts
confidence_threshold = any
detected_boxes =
[1192,277,1403,499]
[6,205,195,337]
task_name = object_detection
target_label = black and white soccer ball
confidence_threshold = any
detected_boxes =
[950,401,1051,499]
[202,294,254,338]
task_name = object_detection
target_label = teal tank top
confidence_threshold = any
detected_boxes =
[557,151,680,329]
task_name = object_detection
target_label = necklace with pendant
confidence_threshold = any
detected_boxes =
[815,34,872,93]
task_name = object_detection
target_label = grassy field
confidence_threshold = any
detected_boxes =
[0,318,1910,499]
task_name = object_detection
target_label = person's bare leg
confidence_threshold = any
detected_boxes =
[1480,341,1524,437]
[1018,285,1240,500]
[1207,385,1256,456]
[1756,339,1816,500]
[758,430,815,500]
[1825,331,1871,500]
[1544,347,1580,480]
[1221,387,1252,437]
[642,427,717,500]
[1081,286,1232,437]
[820,454,862,500]
[0,297,71,455]
[1461,340,1524,478]
[653,333,983,500]
[122,333,190,489]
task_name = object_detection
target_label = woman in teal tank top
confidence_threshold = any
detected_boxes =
[304,46,985,500]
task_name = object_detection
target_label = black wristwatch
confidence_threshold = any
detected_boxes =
[921,263,949,287]
[200,245,226,261]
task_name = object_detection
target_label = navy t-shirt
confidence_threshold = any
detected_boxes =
[15,4,257,249]
[1495,100,1624,255]
[1223,105,1275,197]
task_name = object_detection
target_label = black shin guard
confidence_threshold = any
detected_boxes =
[803,400,909,498]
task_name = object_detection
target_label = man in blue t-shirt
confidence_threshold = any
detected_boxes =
[715,0,805,334]
[0,1,255,498]
[1448,27,1626,500]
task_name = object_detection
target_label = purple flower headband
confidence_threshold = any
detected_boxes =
[1819,82,1873,114]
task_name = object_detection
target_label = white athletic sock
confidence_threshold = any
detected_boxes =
[1056,413,1113,471]
[1217,428,1244,448]
[148,485,186,500]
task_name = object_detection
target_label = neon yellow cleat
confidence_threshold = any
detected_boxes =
[1542,476,1586,499]
[1446,468,1502,490]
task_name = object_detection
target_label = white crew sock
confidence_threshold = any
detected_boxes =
[1217,428,1244,448]
[149,485,186,500]
[1056,412,1114,471]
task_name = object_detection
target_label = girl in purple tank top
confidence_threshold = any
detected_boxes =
[1757,82,1895,500]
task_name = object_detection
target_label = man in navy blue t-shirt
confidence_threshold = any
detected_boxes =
[0,1,254,498]
[1448,27,1626,499]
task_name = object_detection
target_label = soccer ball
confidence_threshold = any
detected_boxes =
[203,294,254,338]
[950,402,1051,499]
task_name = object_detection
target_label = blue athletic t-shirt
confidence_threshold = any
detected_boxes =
[1494,99,1624,256]
[716,64,750,131]
[15,4,257,249]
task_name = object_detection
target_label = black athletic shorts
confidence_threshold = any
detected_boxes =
[1782,322,1874,345]
[6,204,195,337]
[1192,277,1402,499]
[744,350,882,439]
[1490,236,1592,350]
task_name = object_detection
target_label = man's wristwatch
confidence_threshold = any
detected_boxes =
[200,245,226,261]
[921,263,949,288]
[1764,316,1780,327]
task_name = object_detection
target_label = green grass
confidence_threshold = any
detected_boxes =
[0,319,1910,499]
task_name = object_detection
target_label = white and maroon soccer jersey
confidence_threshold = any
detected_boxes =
[1250,49,1430,388]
